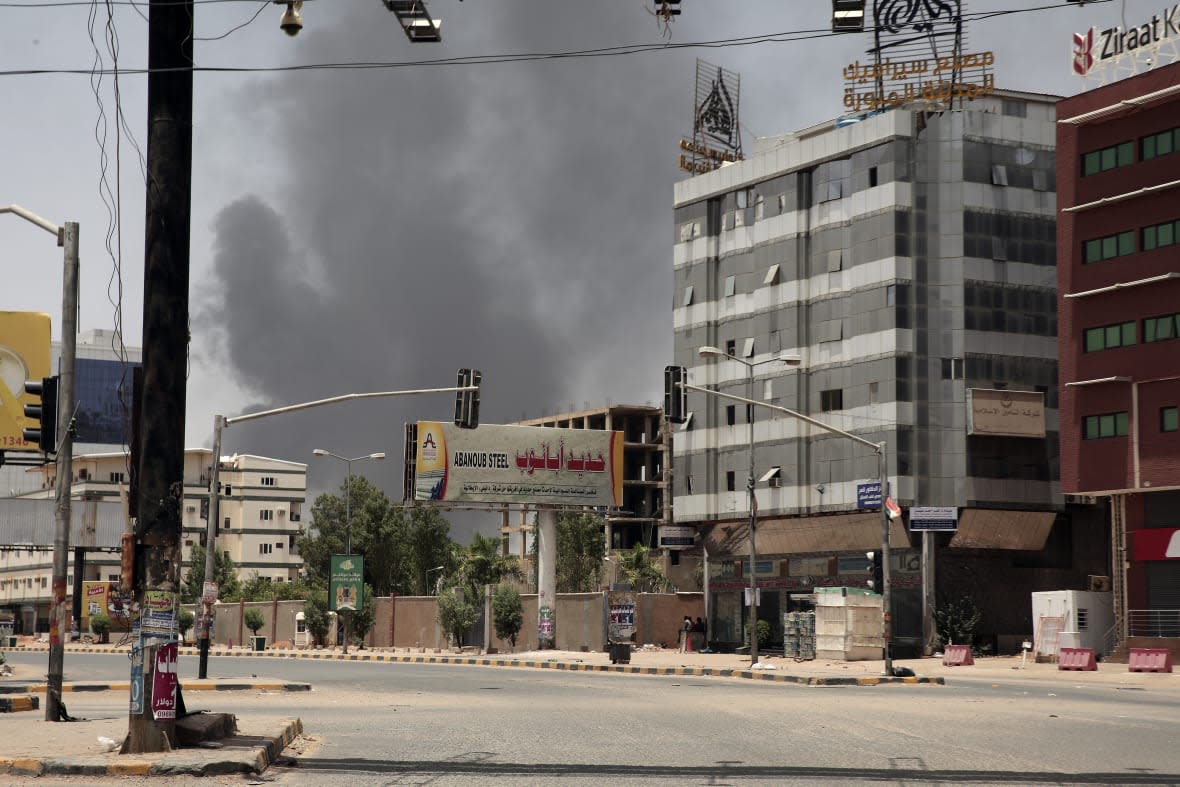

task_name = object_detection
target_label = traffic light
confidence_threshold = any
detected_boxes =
[454,368,481,429]
[664,365,687,424]
[866,550,883,593]
[656,0,681,18]
[22,375,59,453]
[832,0,866,32]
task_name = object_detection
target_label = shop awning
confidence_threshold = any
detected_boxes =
[948,509,1057,550]
[702,512,909,557]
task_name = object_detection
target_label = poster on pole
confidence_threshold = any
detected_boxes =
[330,555,364,612]
[129,638,144,714]
[151,642,178,720]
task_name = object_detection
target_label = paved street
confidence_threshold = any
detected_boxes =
[3,650,1180,785]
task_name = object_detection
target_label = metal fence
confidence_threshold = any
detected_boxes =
[1129,609,1180,638]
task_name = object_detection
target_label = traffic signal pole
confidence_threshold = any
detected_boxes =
[198,383,477,678]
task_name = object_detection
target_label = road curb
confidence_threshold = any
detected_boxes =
[0,680,310,694]
[0,717,303,778]
[0,694,39,712]
[5,644,944,686]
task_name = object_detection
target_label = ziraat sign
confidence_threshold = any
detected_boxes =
[1073,4,1180,76]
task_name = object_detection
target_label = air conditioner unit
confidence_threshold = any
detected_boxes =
[1088,575,1111,592]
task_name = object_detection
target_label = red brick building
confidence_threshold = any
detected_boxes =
[1057,62,1180,651]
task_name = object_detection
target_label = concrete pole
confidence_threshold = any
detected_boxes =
[45,220,78,722]
[922,530,936,656]
[198,414,223,679]
[879,443,893,676]
[537,507,557,649]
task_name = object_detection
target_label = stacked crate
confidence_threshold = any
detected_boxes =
[783,611,816,660]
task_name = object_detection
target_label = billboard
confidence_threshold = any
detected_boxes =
[330,554,364,612]
[0,311,51,453]
[967,389,1046,438]
[411,421,623,507]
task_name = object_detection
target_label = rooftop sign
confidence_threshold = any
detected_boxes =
[1072,4,1180,79]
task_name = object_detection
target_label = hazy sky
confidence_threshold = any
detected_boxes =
[0,0,1152,535]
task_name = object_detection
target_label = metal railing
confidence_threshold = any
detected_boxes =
[1129,609,1180,638]
[1099,622,1121,657]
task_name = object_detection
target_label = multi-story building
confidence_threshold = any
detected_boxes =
[1057,60,1180,652]
[0,449,307,632]
[673,90,1107,655]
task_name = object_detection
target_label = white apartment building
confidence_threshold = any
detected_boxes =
[0,449,306,633]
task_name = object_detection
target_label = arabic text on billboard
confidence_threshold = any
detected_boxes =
[412,421,623,507]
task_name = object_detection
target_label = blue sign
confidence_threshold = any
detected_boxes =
[129,638,144,714]
[857,481,882,509]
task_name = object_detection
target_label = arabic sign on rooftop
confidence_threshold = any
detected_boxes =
[411,421,623,507]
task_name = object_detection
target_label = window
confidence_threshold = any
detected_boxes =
[1144,313,1180,342]
[726,405,736,426]
[260,509,274,521]
[941,358,964,380]
[763,379,774,400]
[990,164,1008,186]
[1082,141,1134,175]
[1084,412,1129,439]
[682,285,694,307]
[726,471,736,492]
[742,338,755,358]
[223,517,231,530]
[869,381,879,405]
[1162,406,1179,433]
[1141,126,1180,161]
[109,472,125,484]
[821,389,844,412]
[725,339,736,356]
[1083,230,1135,263]
[763,264,780,285]
[276,541,284,550]
[724,275,736,297]
[869,166,878,187]
[1084,321,1136,352]
[1142,219,1180,251]
[259,543,272,555]
[261,476,276,486]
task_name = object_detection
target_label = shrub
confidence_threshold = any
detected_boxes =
[935,594,982,651]
[244,608,265,635]
[436,588,477,648]
[90,614,112,643]
[178,610,196,641]
[492,584,524,648]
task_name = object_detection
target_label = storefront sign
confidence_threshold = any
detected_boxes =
[1073,4,1180,77]
[658,525,696,550]
[967,389,1045,438]
[1134,528,1180,561]
[909,506,958,532]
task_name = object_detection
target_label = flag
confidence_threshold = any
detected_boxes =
[885,496,902,520]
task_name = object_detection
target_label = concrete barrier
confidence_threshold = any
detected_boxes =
[1057,647,1097,671]
[1128,648,1173,673]
[942,644,974,666]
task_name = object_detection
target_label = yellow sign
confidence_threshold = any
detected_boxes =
[0,312,51,452]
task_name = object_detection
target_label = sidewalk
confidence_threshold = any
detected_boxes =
[2,641,1175,778]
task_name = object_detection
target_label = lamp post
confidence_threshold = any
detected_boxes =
[312,449,385,655]
[425,565,445,595]
[1,205,78,722]
[698,346,800,667]
[682,375,895,676]
[311,449,386,555]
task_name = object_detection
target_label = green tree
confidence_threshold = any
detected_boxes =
[436,587,477,648]
[552,512,606,593]
[617,543,668,593]
[343,583,376,649]
[238,574,321,602]
[935,593,982,650]
[492,584,524,649]
[244,608,265,636]
[179,610,196,642]
[182,544,241,604]
[298,483,450,598]
[302,591,330,647]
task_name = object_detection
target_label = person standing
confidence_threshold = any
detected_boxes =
[680,616,692,653]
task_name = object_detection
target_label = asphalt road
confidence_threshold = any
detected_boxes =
[6,652,1180,786]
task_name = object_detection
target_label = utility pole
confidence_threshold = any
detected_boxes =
[128,0,193,753]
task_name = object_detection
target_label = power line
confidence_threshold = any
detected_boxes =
[0,1,1112,79]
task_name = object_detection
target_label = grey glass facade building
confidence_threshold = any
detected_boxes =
[671,93,1085,651]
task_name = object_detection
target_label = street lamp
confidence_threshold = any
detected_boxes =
[425,565,445,595]
[698,346,801,667]
[312,449,384,655]
[311,449,386,555]
[1,205,78,722]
